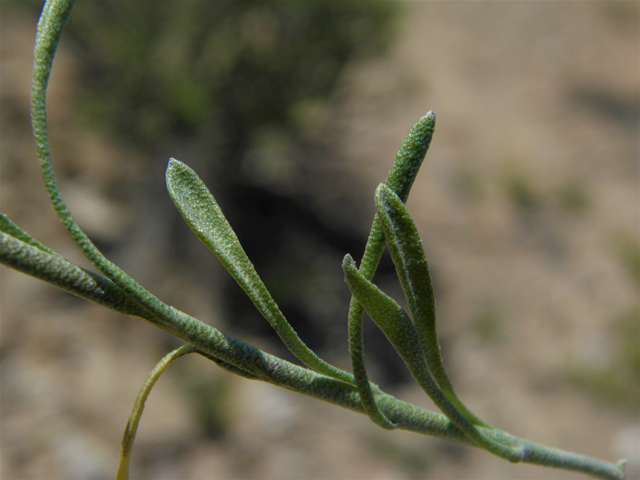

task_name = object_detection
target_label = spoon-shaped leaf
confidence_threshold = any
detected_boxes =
[165,158,354,385]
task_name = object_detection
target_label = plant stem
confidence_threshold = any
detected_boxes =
[0,232,626,480]
[117,345,196,480]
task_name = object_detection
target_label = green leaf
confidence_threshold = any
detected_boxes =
[346,112,435,429]
[343,249,525,463]
[385,111,436,204]
[165,158,354,385]
[375,184,487,427]
[343,253,476,432]
[0,213,59,257]
[343,254,434,387]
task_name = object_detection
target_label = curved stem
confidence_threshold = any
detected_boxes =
[117,345,196,480]
[31,0,210,349]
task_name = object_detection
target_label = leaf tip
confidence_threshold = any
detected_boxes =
[424,110,436,122]
[167,157,182,172]
[342,253,356,270]
[375,183,400,209]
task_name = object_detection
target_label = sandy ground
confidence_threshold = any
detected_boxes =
[1,2,638,480]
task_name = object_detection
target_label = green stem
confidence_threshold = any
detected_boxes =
[117,345,196,480]
[0,232,146,319]
[0,232,626,480]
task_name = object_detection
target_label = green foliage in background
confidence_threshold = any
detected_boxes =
[66,0,396,150]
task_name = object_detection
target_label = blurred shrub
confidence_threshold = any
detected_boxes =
[61,1,396,153]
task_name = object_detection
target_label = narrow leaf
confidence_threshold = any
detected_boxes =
[375,183,488,427]
[346,113,435,428]
[165,159,354,385]
[344,255,432,383]
[0,213,59,256]
[344,254,464,417]
[385,111,436,204]
[343,253,523,461]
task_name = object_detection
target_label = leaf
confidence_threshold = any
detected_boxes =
[343,247,523,462]
[385,111,436,204]
[343,254,468,424]
[165,158,354,384]
[375,183,488,427]
[343,254,432,383]
[345,112,436,429]
[0,213,59,257]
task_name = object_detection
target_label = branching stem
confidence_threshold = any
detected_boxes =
[0,1,626,479]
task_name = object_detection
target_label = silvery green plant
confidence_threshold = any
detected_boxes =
[0,1,627,479]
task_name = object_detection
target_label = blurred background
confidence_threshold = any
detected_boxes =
[1,1,638,479]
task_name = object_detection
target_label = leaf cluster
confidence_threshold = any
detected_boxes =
[0,1,627,479]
